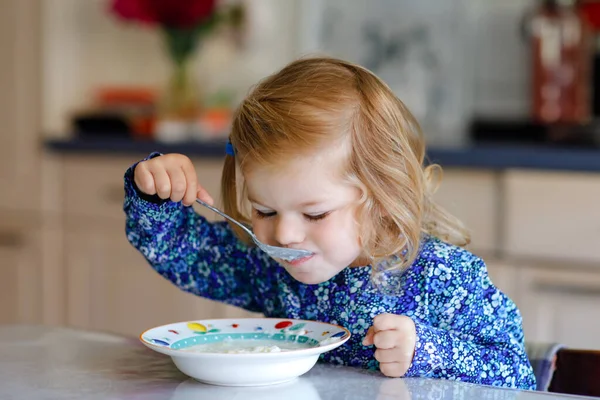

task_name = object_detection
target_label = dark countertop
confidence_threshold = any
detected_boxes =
[45,137,600,173]
[426,144,600,173]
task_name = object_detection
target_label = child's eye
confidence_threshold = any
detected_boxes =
[255,209,276,219]
[254,209,330,221]
[304,212,330,222]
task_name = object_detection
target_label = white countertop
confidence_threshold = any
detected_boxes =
[0,325,591,399]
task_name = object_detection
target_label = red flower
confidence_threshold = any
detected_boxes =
[110,0,218,28]
[581,1,600,31]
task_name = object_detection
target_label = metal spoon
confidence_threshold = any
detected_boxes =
[195,199,313,262]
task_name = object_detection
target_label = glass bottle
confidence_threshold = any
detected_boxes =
[529,0,593,124]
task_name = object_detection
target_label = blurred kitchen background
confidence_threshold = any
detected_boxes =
[2,0,600,351]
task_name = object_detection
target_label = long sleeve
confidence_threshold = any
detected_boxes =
[123,157,278,313]
[403,254,536,390]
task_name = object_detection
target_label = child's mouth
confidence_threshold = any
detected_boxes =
[286,254,315,266]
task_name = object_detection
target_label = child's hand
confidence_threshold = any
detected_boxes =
[134,153,214,206]
[362,313,417,378]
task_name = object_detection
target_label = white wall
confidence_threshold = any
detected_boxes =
[42,0,302,135]
[469,0,531,119]
[41,0,532,138]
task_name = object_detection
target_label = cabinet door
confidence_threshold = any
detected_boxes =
[0,0,41,211]
[517,266,600,349]
[0,217,41,324]
[65,222,257,337]
[504,170,600,263]
[432,169,500,256]
[64,155,226,222]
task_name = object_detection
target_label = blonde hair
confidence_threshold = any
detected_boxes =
[221,57,470,277]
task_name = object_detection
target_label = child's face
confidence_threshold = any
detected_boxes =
[244,147,364,284]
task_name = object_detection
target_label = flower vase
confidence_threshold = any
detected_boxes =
[154,59,202,142]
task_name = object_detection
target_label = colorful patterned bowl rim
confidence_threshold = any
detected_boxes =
[139,317,351,358]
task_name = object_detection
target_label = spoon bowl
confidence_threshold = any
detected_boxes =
[195,199,313,262]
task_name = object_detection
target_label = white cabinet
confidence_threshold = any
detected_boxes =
[438,168,600,351]
[0,0,61,326]
[0,0,41,212]
[502,170,600,349]
[504,170,600,264]
[0,213,42,324]
[516,265,600,350]
[62,155,227,222]
[433,169,500,256]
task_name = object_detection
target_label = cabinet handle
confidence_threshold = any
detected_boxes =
[0,231,24,248]
[104,185,125,204]
[534,282,600,297]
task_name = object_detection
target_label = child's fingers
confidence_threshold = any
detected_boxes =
[373,313,402,332]
[372,330,399,350]
[379,361,410,378]
[150,167,171,200]
[362,327,375,346]
[181,162,199,206]
[375,339,414,361]
[197,185,214,206]
[167,168,187,203]
[375,347,406,363]
[134,162,157,195]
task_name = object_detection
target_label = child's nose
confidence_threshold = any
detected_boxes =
[274,216,305,247]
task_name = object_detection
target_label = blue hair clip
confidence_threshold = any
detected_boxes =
[225,140,235,157]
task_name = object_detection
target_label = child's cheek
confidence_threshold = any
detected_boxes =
[310,218,336,246]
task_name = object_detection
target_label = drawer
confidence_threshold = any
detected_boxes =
[63,155,225,222]
[504,170,600,263]
[516,265,600,348]
[432,169,500,255]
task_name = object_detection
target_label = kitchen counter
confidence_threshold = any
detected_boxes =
[0,325,590,399]
[45,137,600,173]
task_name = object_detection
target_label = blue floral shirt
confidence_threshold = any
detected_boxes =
[123,161,536,390]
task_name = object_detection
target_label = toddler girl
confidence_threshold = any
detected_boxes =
[124,57,535,389]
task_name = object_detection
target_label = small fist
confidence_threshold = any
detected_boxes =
[362,313,417,377]
[133,153,214,206]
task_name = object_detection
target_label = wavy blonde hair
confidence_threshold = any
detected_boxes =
[221,57,470,276]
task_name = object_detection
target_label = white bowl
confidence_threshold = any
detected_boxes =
[172,377,321,400]
[140,318,350,386]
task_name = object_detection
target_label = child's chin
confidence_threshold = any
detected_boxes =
[287,270,337,285]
